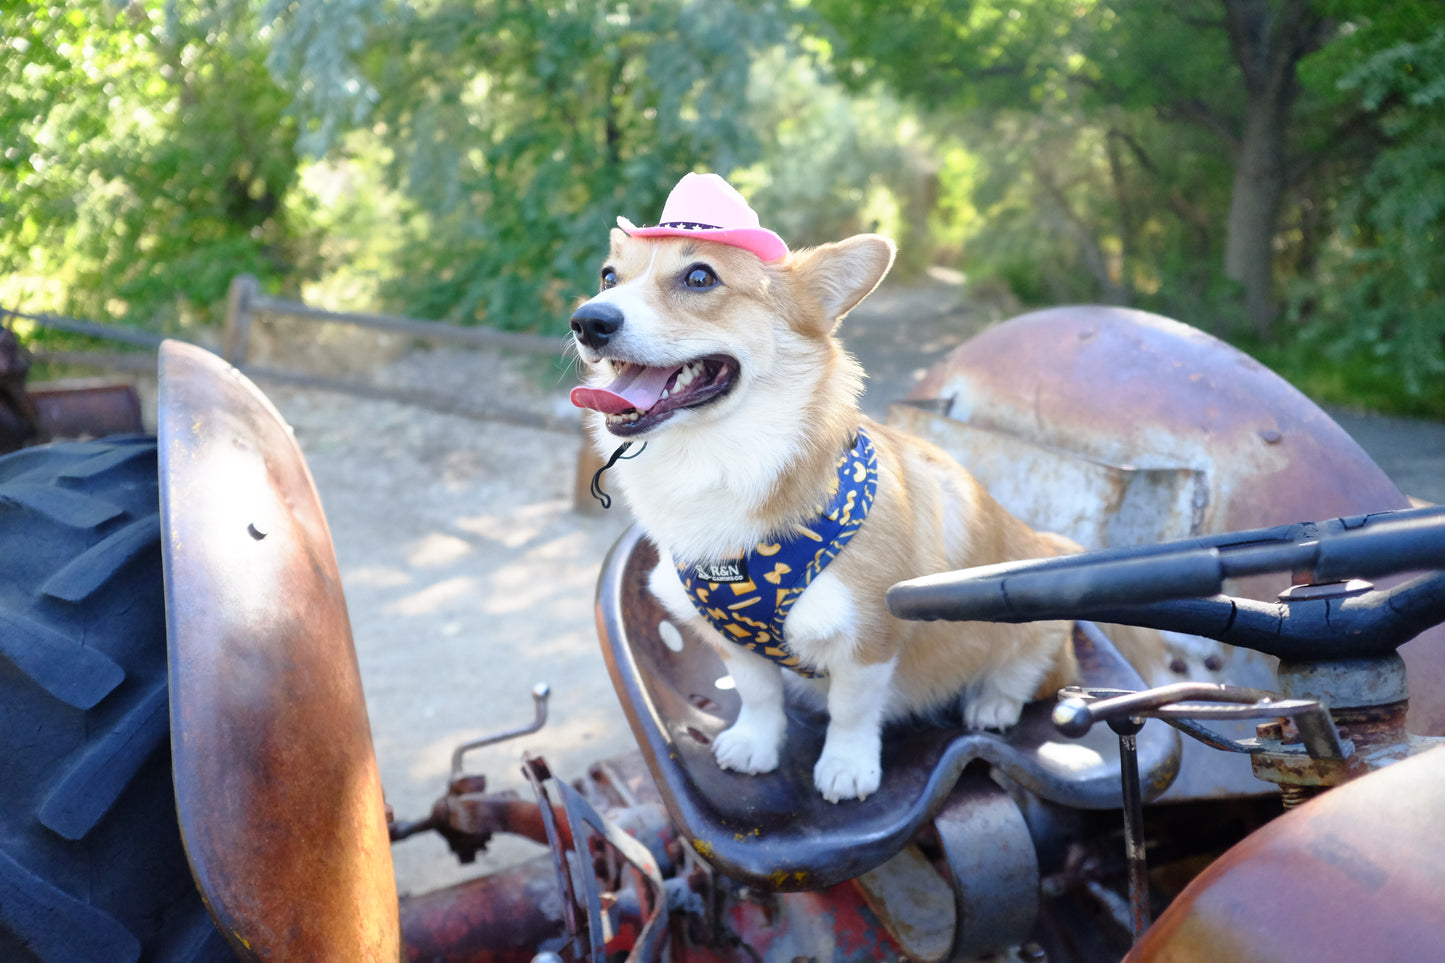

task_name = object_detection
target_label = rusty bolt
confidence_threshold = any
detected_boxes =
[1256,721,1284,741]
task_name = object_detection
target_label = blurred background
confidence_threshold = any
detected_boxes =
[2,0,1442,417]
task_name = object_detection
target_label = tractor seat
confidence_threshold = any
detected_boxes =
[594,526,1180,891]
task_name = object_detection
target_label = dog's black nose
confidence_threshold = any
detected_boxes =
[570,302,624,350]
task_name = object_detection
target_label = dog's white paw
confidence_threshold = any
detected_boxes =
[713,719,782,774]
[965,691,1025,731]
[813,749,881,803]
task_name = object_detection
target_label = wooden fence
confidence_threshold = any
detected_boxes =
[9,276,607,510]
[221,274,577,434]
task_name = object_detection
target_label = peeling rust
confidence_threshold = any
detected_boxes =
[897,306,1445,777]
[1126,743,1445,962]
[399,857,567,963]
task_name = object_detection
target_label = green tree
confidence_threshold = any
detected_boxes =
[1,1,312,331]
[1283,4,1445,412]
[808,1,1382,338]
[269,0,794,330]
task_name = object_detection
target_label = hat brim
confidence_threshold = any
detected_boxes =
[617,216,788,262]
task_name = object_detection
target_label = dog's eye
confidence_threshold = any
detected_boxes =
[600,267,618,290]
[683,265,719,290]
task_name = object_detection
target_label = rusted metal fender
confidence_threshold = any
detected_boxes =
[903,306,1445,736]
[158,340,399,959]
[1126,740,1445,962]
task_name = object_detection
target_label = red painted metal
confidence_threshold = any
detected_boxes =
[1126,742,1445,962]
[30,379,144,440]
[399,856,567,963]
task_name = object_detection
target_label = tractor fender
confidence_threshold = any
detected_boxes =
[157,340,399,959]
[1125,740,1445,962]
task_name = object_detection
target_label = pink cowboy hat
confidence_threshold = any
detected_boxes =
[617,172,789,262]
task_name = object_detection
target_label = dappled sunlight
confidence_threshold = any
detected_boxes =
[386,574,480,617]
[456,498,574,550]
[527,528,595,563]
[343,564,413,589]
[481,564,571,616]
[405,531,474,569]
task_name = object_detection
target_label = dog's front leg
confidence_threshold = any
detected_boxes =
[711,645,787,774]
[813,655,896,802]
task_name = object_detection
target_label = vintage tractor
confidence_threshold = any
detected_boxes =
[1,305,1442,962]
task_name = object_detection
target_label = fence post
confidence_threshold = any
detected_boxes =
[223,274,259,366]
[572,428,609,516]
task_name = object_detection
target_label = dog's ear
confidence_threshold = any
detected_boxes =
[789,234,897,328]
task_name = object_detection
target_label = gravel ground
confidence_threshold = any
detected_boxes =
[262,349,631,895]
[251,278,1441,896]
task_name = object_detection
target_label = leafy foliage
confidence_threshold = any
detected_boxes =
[4,0,1444,416]
[1,1,309,332]
[809,0,1445,415]
[1286,8,1445,412]
[330,0,794,330]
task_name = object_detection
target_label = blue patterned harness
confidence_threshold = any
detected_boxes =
[676,428,879,677]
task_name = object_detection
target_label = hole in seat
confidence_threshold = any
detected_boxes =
[688,693,721,713]
[658,619,685,652]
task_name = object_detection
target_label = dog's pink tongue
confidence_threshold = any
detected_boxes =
[570,363,675,415]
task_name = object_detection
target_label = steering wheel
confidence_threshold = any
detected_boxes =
[886,506,1445,661]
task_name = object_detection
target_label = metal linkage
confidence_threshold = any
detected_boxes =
[1053,682,1351,762]
[1051,682,1353,945]
[522,757,670,963]
[451,682,551,783]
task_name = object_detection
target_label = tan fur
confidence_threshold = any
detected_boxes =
[572,227,1165,799]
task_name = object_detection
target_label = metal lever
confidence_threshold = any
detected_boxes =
[1052,682,1353,945]
[450,682,551,782]
[1053,682,1350,761]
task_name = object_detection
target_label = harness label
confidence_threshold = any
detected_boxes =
[697,559,749,584]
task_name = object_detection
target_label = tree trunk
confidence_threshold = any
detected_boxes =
[1225,94,1288,336]
[1220,0,1326,338]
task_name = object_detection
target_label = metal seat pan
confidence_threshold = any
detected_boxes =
[595,525,1179,891]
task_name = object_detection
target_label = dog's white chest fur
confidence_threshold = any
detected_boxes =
[607,423,797,565]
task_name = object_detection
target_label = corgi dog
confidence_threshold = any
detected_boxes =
[569,173,1162,802]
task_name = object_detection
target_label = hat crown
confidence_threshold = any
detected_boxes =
[656,172,762,230]
[617,171,788,261]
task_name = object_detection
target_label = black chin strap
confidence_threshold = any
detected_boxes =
[590,441,647,509]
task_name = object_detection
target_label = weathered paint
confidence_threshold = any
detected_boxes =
[1126,742,1445,962]
[897,306,1445,761]
[399,856,567,963]
[158,341,399,960]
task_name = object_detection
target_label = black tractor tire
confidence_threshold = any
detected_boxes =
[0,437,230,963]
